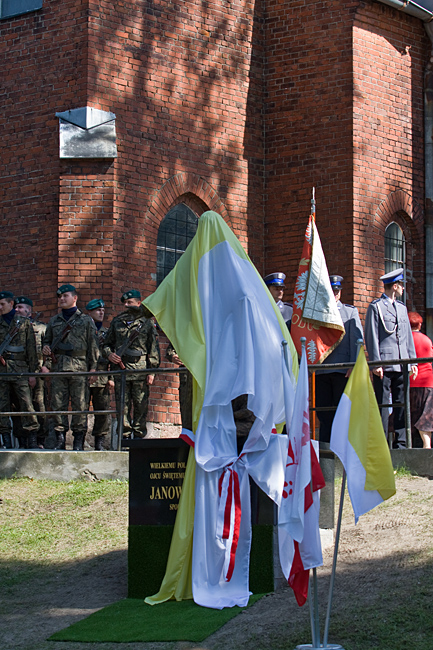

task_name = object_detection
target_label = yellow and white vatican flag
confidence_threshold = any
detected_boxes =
[330,347,396,523]
[144,210,298,609]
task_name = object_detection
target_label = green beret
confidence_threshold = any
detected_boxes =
[15,296,33,307]
[86,298,105,311]
[0,291,14,301]
[57,284,76,297]
[121,289,141,303]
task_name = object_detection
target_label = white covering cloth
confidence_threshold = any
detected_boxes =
[191,241,295,608]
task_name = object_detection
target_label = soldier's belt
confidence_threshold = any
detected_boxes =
[4,352,26,361]
[56,341,75,350]
[57,350,87,359]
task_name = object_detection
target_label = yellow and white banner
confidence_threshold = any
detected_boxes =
[330,347,396,523]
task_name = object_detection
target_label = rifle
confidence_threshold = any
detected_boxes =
[44,320,75,365]
[0,318,22,366]
[114,322,144,370]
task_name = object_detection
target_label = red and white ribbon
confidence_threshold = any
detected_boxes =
[217,464,242,582]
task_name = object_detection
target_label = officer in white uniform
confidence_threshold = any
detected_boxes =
[364,268,417,448]
[315,275,363,442]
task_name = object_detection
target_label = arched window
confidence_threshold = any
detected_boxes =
[385,222,405,274]
[385,222,406,302]
[157,203,199,285]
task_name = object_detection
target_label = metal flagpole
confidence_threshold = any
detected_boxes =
[321,470,346,649]
[308,580,319,649]
[296,338,322,650]
[321,339,364,648]
[313,567,320,644]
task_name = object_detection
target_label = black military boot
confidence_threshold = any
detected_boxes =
[73,432,85,451]
[94,435,105,451]
[54,432,66,450]
[2,432,13,449]
[27,433,39,450]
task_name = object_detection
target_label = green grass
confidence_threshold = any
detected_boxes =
[0,477,128,561]
[393,464,417,478]
[326,582,433,650]
[0,474,432,650]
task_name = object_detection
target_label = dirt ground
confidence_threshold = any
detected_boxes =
[1,474,432,650]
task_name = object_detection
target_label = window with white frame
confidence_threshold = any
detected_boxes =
[385,222,406,302]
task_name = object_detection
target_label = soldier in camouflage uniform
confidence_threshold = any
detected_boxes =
[0,291,40,449]
[14,296,48,448]
[86,298,114,450]
[103,289,160,439]
[41,284,99,451]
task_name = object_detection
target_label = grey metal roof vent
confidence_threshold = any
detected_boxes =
[56,107,117,159]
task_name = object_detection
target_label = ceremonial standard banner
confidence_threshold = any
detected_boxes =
[291,214,345,363]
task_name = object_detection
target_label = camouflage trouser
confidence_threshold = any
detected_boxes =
[50,375,88,435]
[89,385,111,438]
[0,377,39,437]
[114,378,149,437]
[12,376,49,442]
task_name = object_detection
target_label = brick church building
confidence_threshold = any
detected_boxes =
[1,0,433,426]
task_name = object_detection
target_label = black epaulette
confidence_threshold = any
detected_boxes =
[343,303,355,309]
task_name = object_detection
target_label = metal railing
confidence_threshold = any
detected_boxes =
[1,356,432,450]
[0,367,187,451]
[310,355,433,449]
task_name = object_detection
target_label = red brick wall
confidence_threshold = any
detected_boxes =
[86,0,266,300]
[352,2,428,319]
[58,162,115,312]
[1,0,430,429]
[264,1,428,322]
[264,0,357,306]
[84,0,266,424]
[0,0,88,315]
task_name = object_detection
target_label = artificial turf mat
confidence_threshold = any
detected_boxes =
[48,595,265,643]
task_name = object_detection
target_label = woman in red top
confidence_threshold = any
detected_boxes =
[408,312,433,449]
